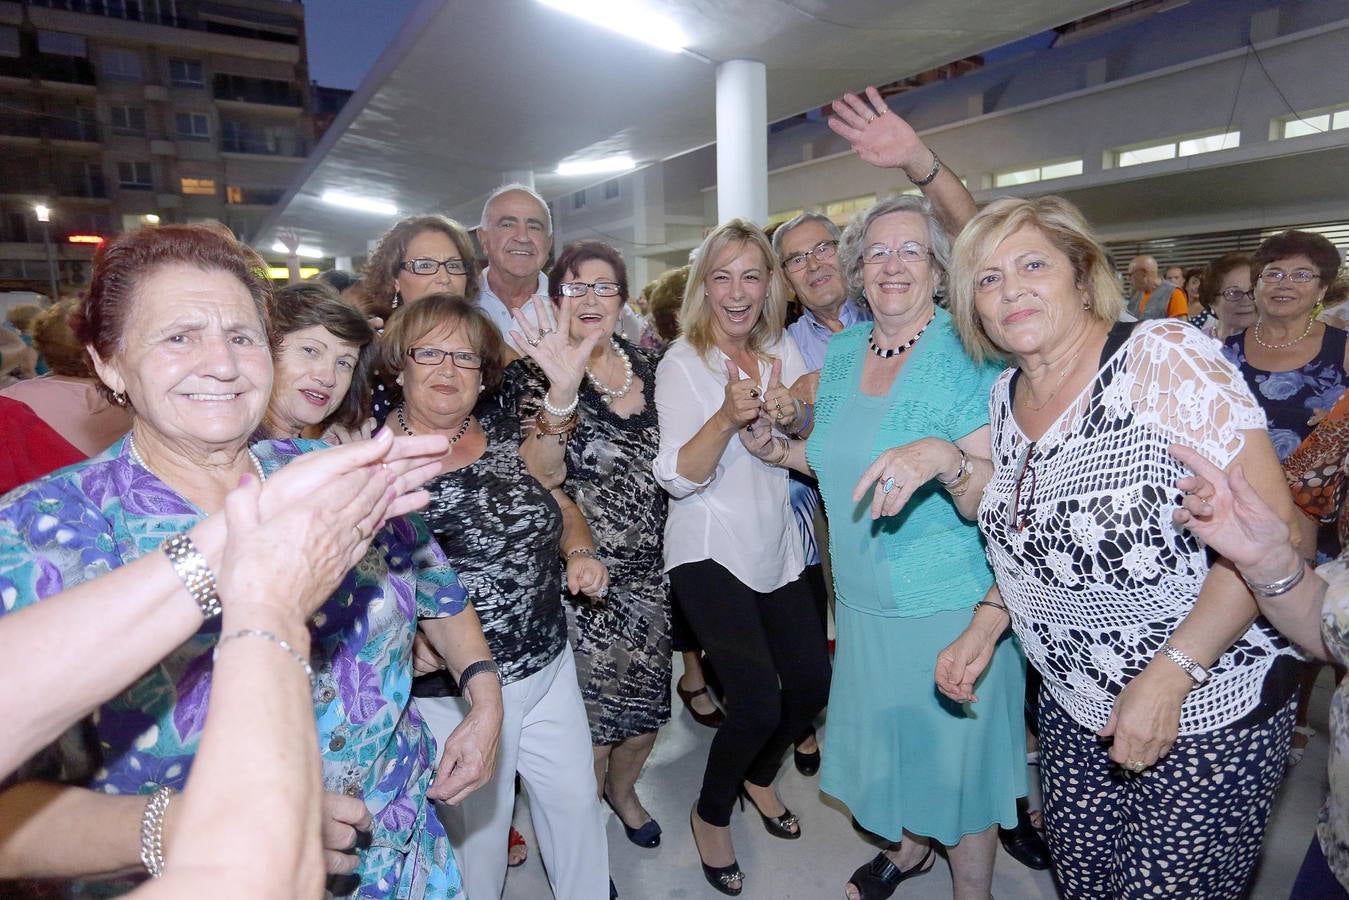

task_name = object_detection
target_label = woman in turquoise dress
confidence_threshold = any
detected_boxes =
[739,196,1026,900]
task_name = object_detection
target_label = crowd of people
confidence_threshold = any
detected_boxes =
[1,83,1348,900]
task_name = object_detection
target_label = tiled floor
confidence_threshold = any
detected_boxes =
[498,663,1332,899]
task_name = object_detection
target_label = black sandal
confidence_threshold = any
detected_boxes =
[846,847,934,900]
[676,679,725,728]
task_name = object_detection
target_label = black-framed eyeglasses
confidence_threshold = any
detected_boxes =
[782,240,839,273]
[862,241,929,266]
[1218,287,1254,303]
[407,347,482,369]
[560,281,621,298]
[401,257,467,276]
[1258,268,1319,285]
[1008,441,1037,533]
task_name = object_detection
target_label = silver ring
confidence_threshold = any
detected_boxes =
[526,335,541,348]
[598,587,609,598]
[865,114,876,124]
[881,476,895,494]
[537,328,554,338]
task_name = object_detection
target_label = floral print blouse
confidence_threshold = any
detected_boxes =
[0,437,468,893]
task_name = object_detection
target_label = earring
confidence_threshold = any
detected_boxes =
[395,373,404,386]
[112,391,127,407]
[1082,300,1091,310]
[392,288,403,310]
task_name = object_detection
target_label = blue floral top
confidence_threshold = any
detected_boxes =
[0,436,468,895]
[1223,327,1349,461]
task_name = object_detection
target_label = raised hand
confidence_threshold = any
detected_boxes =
[720,360,762,429]
[509,295,602,405]
[276,227,301,256]
[759,358,800,433]
[827,86,931,174]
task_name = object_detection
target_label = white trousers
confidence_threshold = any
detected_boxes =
[416,649,609,900]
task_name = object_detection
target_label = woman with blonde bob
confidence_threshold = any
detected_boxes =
[925,195,1300,899]
[654,219,830,895]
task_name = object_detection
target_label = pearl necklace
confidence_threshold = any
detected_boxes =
[868,312,935,359]
[1252,317,1315,350]
[396,405,472,445]
[585,339,633,405]
[127,432,266,483]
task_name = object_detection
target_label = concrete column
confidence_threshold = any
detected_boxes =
[715,59,767,225]
[501,169,535,190]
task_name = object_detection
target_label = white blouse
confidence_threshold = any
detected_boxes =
[654,333,808,593]
[978,319,1299,735]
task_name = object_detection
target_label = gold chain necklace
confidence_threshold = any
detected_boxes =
[1252,317,1314,350]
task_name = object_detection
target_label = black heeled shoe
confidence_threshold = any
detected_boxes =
[604,793,661,848]
[676,679,725,728]
[738,785,801,840]
[846,846,935,900]
[690,809,743,896]
[998,803,1050,870]
[794,731,821,776]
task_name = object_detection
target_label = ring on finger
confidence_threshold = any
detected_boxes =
[881,476,896,494]
[1126,759,1148,774]
[749,388,760,399]
[865,113,876,124]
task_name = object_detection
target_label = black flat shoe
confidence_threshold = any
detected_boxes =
[738,786,801,840]
[998,807,1050,870]
[676,680,725,728]
[846,847,935,900]
[793,743,820,777]
[605,793,661,848]
[609,877,618,899]
[690,809,743,896]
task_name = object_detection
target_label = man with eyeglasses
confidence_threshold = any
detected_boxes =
[1127,254,1188,320]
[475,183,553,351]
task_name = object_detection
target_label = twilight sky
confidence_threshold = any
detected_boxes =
[305,0,421,90]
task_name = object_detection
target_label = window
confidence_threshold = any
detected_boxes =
[101,48,143,81]
[110,105,147,136]
[37,30,87,58]
[993,158,1084,188]
[1277,104,1349,140]
[0,25,19,59]
[572,189,587,210]
[1113,130,1240,168]
[174,112,210,141]
[117,161,153,190]
[604,179,620,201]
[825,194,876,224]
[170,58,204,87]
[181,177,217,196]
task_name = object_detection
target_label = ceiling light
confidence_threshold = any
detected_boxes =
[34,204,51,223]
[556,155,637,177]
[143,214,160,224]
[271,241,323,259]
[321,190,398,216]
[538,0,689,53]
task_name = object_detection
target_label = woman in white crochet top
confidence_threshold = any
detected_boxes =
[925,196,1304,898]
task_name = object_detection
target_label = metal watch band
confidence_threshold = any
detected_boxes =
[458,659,500,692]
[1161,643,1209,685]
[163,533,222,619]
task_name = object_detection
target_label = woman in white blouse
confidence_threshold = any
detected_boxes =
[923,196,1302,898]
[654,219,830,896]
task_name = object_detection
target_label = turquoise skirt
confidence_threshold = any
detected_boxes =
[820,604,1028,846]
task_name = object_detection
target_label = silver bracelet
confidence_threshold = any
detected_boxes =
[139,785,175,878]
[770,437,791,466]
[566,546,600,562]
[214,628,315,683]
[162,533,222,619]
[908,151,942,187]
[1243,558,1307,599]
[541,392,579,418]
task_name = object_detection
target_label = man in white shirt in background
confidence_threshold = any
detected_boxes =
[475,184,552,350]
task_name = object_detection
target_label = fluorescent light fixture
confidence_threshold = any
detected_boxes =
[321,190,398,216]
[556,155,636,177]
[537,0,688,53]
[34,204,51,223]
[269,267,320,280]
[143,213,160,224]
[271,241,323,259]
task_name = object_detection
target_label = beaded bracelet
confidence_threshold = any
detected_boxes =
[163,533,222,620]
[541,392,579,418]
[139,785,175,878]
[566,547,600,562]
[214,628,315,683]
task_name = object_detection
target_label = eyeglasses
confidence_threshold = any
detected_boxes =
[1008,441,1037,533]
[401,257,467,276]
[559,281,621,298]
[862,241,929,266]
[782,240,839,273]
[1218,287,1254,303]
[407,347,482,369]
[1258,268,1320,285]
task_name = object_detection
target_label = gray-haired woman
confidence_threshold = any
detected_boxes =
[740,195,1026,900]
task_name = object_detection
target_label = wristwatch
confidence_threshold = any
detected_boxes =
[1160,643,1210,685]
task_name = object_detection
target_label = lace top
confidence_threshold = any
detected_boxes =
[978,319,1298,734]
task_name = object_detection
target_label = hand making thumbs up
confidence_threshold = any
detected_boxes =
[720,359,764,429]
[759,357,803,432]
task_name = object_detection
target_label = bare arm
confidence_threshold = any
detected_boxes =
[828,86,978,236]
[419,607,503,806]
[851,428,993,521]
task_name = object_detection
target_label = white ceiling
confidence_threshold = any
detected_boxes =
[260,0,1118,258]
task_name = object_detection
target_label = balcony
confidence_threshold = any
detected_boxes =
[213,74,302,108]
[0,111,99,142]
[220,125,307,158]
[24,0,301,46]
[59,174,109,200]
[225,186,285,206]
[0,114,42,139]
[0,54,97,87]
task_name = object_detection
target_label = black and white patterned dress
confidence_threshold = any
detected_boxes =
[502,339,672,744]
[412,404,567,695]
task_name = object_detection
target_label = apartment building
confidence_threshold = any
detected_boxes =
[0,0,315,294]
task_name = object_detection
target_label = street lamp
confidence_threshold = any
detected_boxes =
[33,204,58,303]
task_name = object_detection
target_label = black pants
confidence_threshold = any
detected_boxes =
[669,559,831,827]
